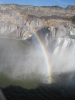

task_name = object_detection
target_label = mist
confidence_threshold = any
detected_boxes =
[49,36,75,87]
[0,37,50,87]
[0,29,75,89]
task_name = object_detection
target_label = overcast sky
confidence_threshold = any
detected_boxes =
[0,0,75,8]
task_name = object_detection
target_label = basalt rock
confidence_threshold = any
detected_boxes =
[0,4,75,41]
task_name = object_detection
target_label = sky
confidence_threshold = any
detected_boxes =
[0,0,75,8]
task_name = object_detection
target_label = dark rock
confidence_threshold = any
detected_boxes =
[1,84,75,100]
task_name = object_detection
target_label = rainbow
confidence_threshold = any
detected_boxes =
[10,6,52,83]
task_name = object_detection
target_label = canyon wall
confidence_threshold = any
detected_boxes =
[0,4,75,40]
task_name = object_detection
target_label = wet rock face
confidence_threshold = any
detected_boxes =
[36,25,68,47]
[37,27,51,46]
[72,16,75,24]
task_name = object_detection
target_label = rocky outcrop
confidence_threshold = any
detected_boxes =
[0,4,75,40]
[37,23,74,47]
[1,85,75,100]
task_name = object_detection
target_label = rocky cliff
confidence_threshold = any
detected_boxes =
[0,4,75,41]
